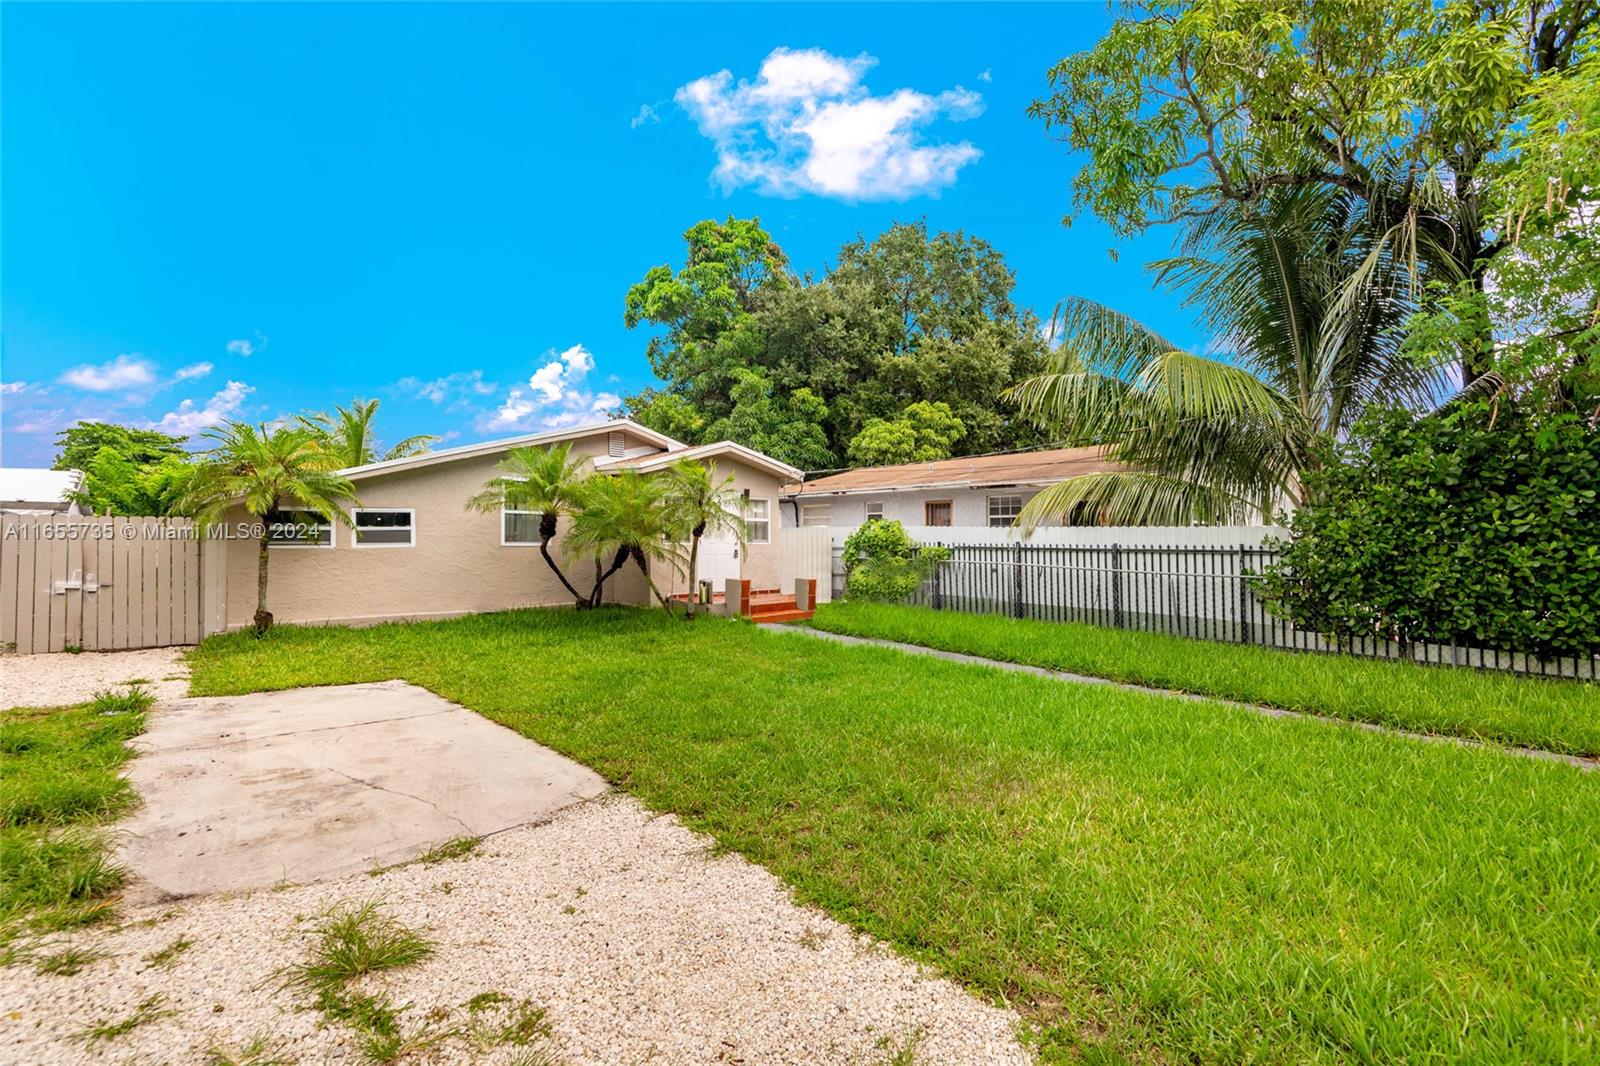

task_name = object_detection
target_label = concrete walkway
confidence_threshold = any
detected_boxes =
[117,680,608,898]
[781,626,1598,772]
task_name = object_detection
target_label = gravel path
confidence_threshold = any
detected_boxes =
[1,647,190,709]
[2,794,1030,1065]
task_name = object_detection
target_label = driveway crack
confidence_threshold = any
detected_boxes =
[318,762,477,836]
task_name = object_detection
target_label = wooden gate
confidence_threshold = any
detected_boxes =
[1,515,203,654]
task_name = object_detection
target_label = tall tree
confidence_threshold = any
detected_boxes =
[1029,0,1598,383]
[53,421,186,472]
[299,399,438,468]
[662,459,746,617]
[703,370,834,471]
[181,423,357,635]
[72,448,195,517]
[465,443,588,607]
[1012,187,1445,525]
[847,401,967,466]
[623,218,1046,467]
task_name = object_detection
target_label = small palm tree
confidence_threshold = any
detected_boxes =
[181,422,357,635]
[566,470,680,613]
[466,443,588,607]
[662,459,745,616]
[300,399,438,468]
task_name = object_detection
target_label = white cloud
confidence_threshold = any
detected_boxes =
[400,369,497,405]
[59,354,156,392]
[173,362,213,381]
[0,381,27,395]
[484,344,616,431]
[977,68,992,83]
[151,380,253,435]
[630,103,661,128]
[225,333,267,357]
[675,47,983,200]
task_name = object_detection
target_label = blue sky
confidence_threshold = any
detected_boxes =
[1,2,1199,468]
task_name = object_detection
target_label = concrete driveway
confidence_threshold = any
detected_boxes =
[117,680,608,898]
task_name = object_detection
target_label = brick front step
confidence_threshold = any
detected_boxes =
[749,608,814,624]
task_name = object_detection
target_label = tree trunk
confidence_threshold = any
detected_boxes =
[253,533,273,636]
[684,533,701,618]
[631,548,678,615]
[590,546,630,607]
[536,512,586,606]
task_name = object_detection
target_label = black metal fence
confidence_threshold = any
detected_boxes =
[908,541,1599,681]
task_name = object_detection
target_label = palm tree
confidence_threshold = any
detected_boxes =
[1011,187,1454,526]
[565,470,680,613]
[466,443,588,607]
[662,459,745,616]
[299,399,438,468]
[181,422,357,635]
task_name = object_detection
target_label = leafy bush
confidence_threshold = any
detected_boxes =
[841,520,951,602]
[1257,402,1600,656]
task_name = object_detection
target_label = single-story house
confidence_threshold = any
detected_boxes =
[0,467,84,515]
[779,446,1116,533]
[217,419,804,631]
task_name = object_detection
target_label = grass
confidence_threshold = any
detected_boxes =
[188,607,1600,1063]
[809,601,1600,757]
[143,934,193,969]
[1,685,151,949]
[73,993,175,1044]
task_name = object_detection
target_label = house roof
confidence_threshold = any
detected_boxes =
[0,467,84,508]
[782,446,1116,497]
[594,440,806,483]
[335,419,685,482]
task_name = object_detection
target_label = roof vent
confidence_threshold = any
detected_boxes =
[608,431,624,458]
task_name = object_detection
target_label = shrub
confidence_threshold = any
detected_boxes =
[1257,401,1600,656]
[841,520,951,602]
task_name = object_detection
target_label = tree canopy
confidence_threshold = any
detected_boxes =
[1029,0,1598,383]
[623,218,1046,470]
[53,421,186,473]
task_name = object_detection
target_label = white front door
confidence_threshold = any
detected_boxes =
[697,531,741,594]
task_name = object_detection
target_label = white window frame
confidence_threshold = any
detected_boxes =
[350,507,416,549]
[799,502,831,528]
[987,494,1024,528]
[266,508,334,550]
[500,503,543,547]
[864,501,884,522]
[745,497,772,545]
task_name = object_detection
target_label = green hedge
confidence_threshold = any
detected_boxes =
[1258,402,1600,657]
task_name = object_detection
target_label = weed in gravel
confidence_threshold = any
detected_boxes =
[34,944,104,975]
[206,1033,293,1066]
[143,934,193,968]
[86,683,155,717]
[461,994,553,1054]
[286,900,433,989]
[283,900,440,1064]
[73,993,175,1043]
[418,836,479,864]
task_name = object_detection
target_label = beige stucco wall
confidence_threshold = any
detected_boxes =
[222,434,651,630]
[220,435,785,629]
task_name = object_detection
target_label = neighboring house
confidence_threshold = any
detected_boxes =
[217,419,803,631]
[779,447,1116,533]
[0,467,84,515]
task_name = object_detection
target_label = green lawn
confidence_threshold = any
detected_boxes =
[808,601,1600,758]
[1,687,151,954]
[185,607,1600,1063]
